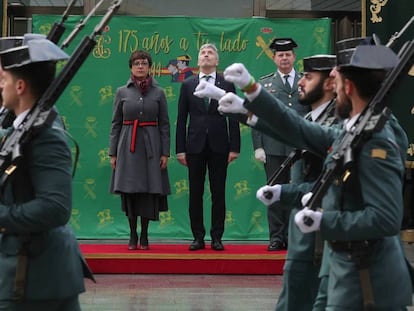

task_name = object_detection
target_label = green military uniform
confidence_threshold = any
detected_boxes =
[252,70,309,248]
[253,101,339,311]
[251,37,310,250]
[0,35,93,311]
[244,85,413,309]
[250,54,338,310]
[275,103,337,311]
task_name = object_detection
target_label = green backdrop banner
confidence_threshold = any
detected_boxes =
[364,0,414,163]
[32,16,331,240]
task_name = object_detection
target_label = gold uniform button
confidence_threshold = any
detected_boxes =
[288,94,292,98]
[288,103,292,106]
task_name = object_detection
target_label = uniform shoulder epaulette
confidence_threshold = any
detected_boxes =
[258,72,274,81]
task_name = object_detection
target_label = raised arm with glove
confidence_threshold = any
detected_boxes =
[193,79,226,100]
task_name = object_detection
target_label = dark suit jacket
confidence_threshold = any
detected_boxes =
[175,74,240,155]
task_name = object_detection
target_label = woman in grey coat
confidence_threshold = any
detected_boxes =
[109,50,171,250]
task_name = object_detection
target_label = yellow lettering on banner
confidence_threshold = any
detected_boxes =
[141,33,174,54]
[180,38,189,51]
[194,31,210,49]
[150,62,162,77]
[220,32,248,52]
[118,30,173,54]
[118,30,139,53]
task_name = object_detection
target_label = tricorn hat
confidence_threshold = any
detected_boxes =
[269,38,298,52]
[303,54,336,72]
[0,37,23,52]
[336,35,381,51]
[177,54,191,61]
[337,45,398,70]
[0,34,47,54]
[0,36,69,70]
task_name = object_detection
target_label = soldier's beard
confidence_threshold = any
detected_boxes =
[298,79,324,106]
[335,94,352,119]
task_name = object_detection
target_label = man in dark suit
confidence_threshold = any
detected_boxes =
[175,43,240,251]
[252,38,310,251]
[0,35,94,310]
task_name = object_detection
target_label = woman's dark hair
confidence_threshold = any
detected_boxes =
[10,61,56,100]
[128,50,152,68]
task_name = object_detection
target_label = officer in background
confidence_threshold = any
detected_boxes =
[0,36,93,310]
[252,37,310,250]
[221,41,413,309]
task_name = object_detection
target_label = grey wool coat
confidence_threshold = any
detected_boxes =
[109,77,171,196]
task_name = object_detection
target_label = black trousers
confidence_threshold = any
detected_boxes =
[186,144,228,242]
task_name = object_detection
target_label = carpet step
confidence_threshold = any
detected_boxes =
[80,244,286,275]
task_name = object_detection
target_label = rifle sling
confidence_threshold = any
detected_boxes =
[329,240,379,309]
[358,267,375,310]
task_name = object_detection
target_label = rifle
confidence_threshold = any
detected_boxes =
[264,98,337,199]
[0,0,104,130]
[386,16,414,48]
[46,0,78,44]
[61,0,106,49]
[0,0,123,186]
[304,38,414,225]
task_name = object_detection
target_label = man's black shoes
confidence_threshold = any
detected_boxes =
[267,240,286,251]
[189,240,205,251]
[211,240,224,251]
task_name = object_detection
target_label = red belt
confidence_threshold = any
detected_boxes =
[123,119,158,152]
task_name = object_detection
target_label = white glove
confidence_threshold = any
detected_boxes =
[294,207,322,233]
[254,148,266,163]
[223,63,254,90]
[218,92,248,114]
[256,184,281,205]
[301,192,313,207]
[193,80,226,101]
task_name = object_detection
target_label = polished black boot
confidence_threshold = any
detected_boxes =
[128,217,138,250]
[140,217,149,250]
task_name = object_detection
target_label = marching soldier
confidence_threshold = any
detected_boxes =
[0,36,93,310]
[256,54,337,311]
[220,41,413,309]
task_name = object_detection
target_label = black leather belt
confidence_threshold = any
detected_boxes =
[328,239,380,253]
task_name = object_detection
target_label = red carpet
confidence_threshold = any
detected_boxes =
[80,244,286,275]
